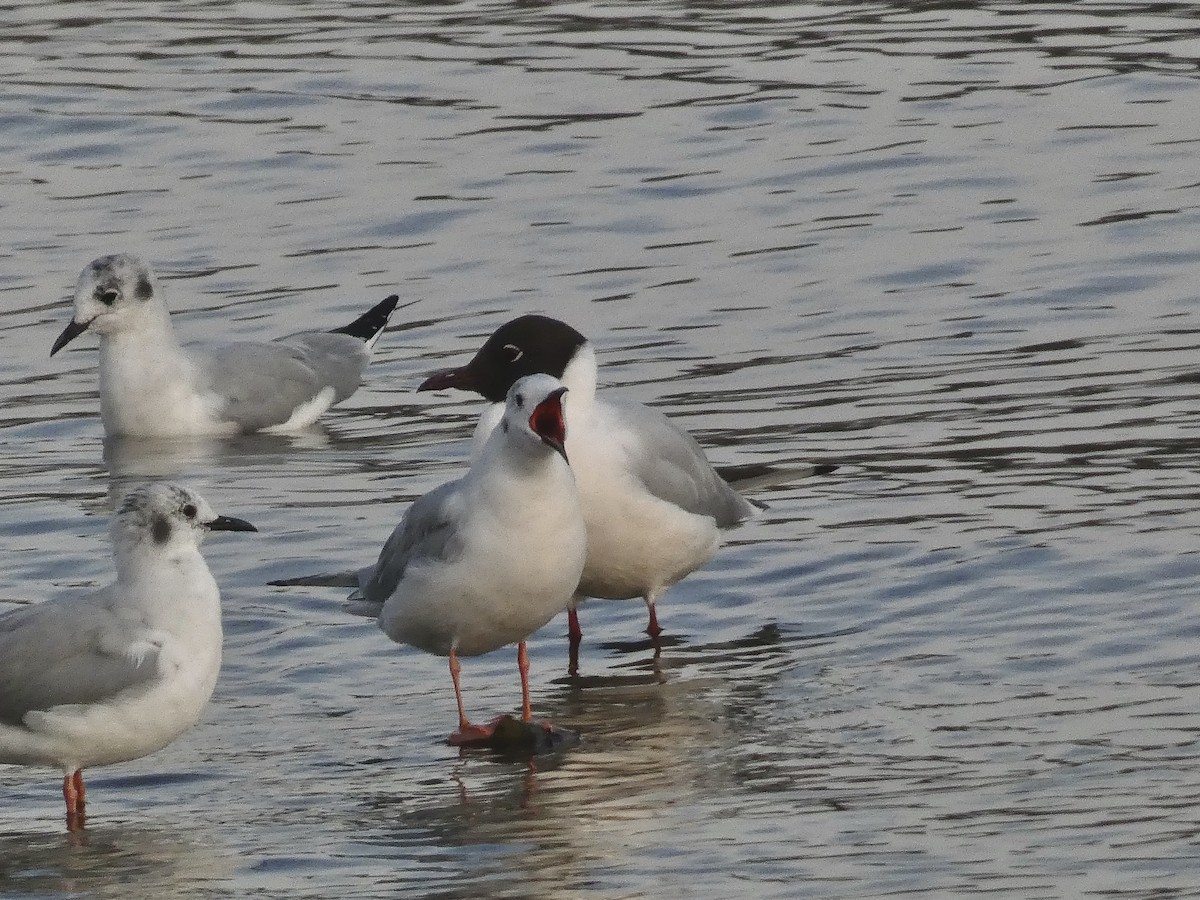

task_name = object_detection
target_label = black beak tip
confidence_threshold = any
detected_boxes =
[50,319,90,357]
[208,515,258,533]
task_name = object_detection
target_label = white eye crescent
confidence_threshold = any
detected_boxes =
[502,343,523,363]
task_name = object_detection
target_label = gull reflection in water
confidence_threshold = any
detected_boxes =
[0,824,235,899]
[341,621,843,897]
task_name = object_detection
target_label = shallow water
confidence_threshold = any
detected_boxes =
[3,1,1200,897]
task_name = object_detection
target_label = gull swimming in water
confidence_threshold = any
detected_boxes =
[348,373,586,745]
[51,253,400,437]
[0,482,256,831]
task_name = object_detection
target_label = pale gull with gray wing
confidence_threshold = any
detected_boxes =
[0,482,256,831]
[347,373,586,745]
[51,253,400,436]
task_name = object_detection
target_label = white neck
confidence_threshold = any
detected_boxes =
[114,543,222,627]
[560,343,597,410]
[95,313,218,436]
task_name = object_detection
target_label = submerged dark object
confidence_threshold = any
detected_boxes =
[449,715,580,755]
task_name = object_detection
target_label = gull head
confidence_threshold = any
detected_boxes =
[503,373,569,463]
[51,254,164,356]
[419,315,587,403]
[112,482,257,554]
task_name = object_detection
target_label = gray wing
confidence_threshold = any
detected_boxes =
[0,589,161,725]
[358,480,467,606]
[605,399,757,528]
[197,332,369,432]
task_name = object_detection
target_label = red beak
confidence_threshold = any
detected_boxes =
[529,387,568,462]
[418,366,478,393]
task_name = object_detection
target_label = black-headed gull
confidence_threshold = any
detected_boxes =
[51,254,400,436]
[349,373,586,745]
[0,482,256,831]
[419,315,757,671]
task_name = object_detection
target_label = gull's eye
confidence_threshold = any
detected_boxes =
[99,288,119,306]
[502,343,523,363]
[514,393,524,408]
[182,503,197,519]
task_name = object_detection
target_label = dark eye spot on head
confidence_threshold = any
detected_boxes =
[98,288,119,306]
[135,274,153,300]
[514,393,524,408]
[152,514,172,545]
[182,503,197,519]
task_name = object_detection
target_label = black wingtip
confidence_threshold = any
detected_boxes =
[330,294,400,341]
[812,463,839,477]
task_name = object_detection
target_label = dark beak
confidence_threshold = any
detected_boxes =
[50,319,92,357]
[207,515,258,533]
[529,387,568,463]
[418,365,478,393]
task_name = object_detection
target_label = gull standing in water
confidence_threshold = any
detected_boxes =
[0,483,256,831]
[348,374,586,745]
[419,315,759,673]
[51,253,400,437]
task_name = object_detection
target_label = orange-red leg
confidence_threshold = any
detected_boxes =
[447,648,497,745]
[63,769,86,832]
[645,598,663,639]
[518,641,532,721]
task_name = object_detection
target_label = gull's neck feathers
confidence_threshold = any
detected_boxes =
[559,343,597,411]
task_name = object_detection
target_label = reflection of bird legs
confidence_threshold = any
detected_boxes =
[520,765,538,811]
[63,769,86,832]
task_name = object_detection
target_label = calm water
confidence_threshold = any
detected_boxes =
[3,1,1200,897]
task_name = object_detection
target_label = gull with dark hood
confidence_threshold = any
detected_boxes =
[419,314,764,674]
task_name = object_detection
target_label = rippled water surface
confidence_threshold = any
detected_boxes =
[3,2,1200,897]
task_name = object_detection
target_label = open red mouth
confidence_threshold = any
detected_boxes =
[529,388,568,460]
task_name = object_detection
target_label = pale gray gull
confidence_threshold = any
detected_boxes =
[0,482,256,831]
[51,253,400,437]
[348,373,585,745]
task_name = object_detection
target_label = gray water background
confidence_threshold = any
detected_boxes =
[2,2,1200,897]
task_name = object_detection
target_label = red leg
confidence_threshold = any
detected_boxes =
[63,770,85,832]
[449,647,469,732]
[447,648,498,745]
[73,770,86,820]
[645,598,663,639]
[567,605,582,676]
[518,641,532,722]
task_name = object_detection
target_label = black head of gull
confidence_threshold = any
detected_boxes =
[419,315,587,403]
